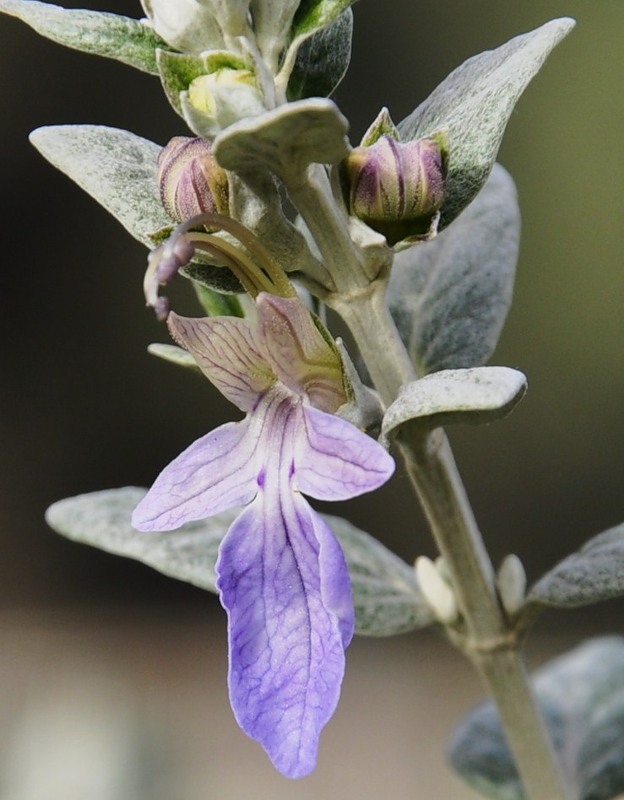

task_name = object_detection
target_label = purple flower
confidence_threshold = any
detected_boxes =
[132,293,394,778]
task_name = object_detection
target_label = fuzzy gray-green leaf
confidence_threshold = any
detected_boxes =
[30,125,169,247]
[381,367,527,445]
[324,514,434,636]
[251,0,300,72]
[214,98,349,179]
[46,487,433,636]
[398,18,574,227]
[287,9,353,101]
[450,637,624,800]
[147,344,200,371]
[388,163,520,375]
[528,524,624,609]
[0,0,167,74]
[290,0,354,39]
[46,487,231,593]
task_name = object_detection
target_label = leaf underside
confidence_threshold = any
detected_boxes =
[528,523,624,608]
[450,637,624,800]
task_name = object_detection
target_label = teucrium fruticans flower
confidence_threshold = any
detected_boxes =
[132,292,395,777]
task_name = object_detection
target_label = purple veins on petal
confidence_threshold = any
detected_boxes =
[168,313,274,412]
[217,489,353,779]
[294,405,395,501]
[257,294,347,413]
[132,417,261,531]
[135,289,397,778]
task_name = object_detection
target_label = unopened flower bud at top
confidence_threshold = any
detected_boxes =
[141,0,222,53]
[342,133,448,246]
[158,136,229,223]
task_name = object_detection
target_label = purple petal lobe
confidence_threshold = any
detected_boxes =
[168,313,274,411]
[257,294,346,413]
[314,509,354,649]
[217,490,353,779]
[295,406,395,501]
[132,418,260,531]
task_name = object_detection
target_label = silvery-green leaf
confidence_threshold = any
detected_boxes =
[181,261,243,295]
[0,0,166,75]
[286,9,353,101]
[251,0,300,72]
[46,488,433,636]
[214,98,349,180]
[324,513,434,636]
[147,344,199,370]
[388,163,520,375]
[156,51,203,115]
[29,125,169,247]
[449,637,624,800]
[360,107,400,147]
[230,171,325,280]
[206,0,249,41]
[46,487,231,592]
[528,524,624,609]
[290,0,355,40]
[398,18,574,228]
[381,367,527,445]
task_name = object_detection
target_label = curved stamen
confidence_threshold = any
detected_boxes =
[192,236,268,298]
[182,213,296,298]
[143,213,296,319]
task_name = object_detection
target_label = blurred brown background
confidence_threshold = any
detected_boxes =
[0,2,622,798]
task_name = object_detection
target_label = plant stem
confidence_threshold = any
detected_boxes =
[328,277,415,404]
[402,433,569,800]
[286,157,569,799]
[340,288,570,800]
[286,165,372,293]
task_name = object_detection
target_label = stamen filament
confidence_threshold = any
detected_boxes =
[192,234,274,297]
[143,212,297,318]
[180,213,297,298]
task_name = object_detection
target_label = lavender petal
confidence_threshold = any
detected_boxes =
[132,418,260,531]
[257,293,346,413]
[168,313,274,412]
[295,406,395,501]
[217,491,352,779]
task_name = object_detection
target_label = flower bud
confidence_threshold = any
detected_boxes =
[342,134,448,246]
[497,554,527,617]
[158,136,229,223]
[141,0,223,53]
[187,69,265,128]
[415,556,458,625]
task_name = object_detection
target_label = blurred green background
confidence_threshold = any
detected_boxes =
[0,2,622,797]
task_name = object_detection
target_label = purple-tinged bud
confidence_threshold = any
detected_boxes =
[341,133,448,246]
[158,136,229,224]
